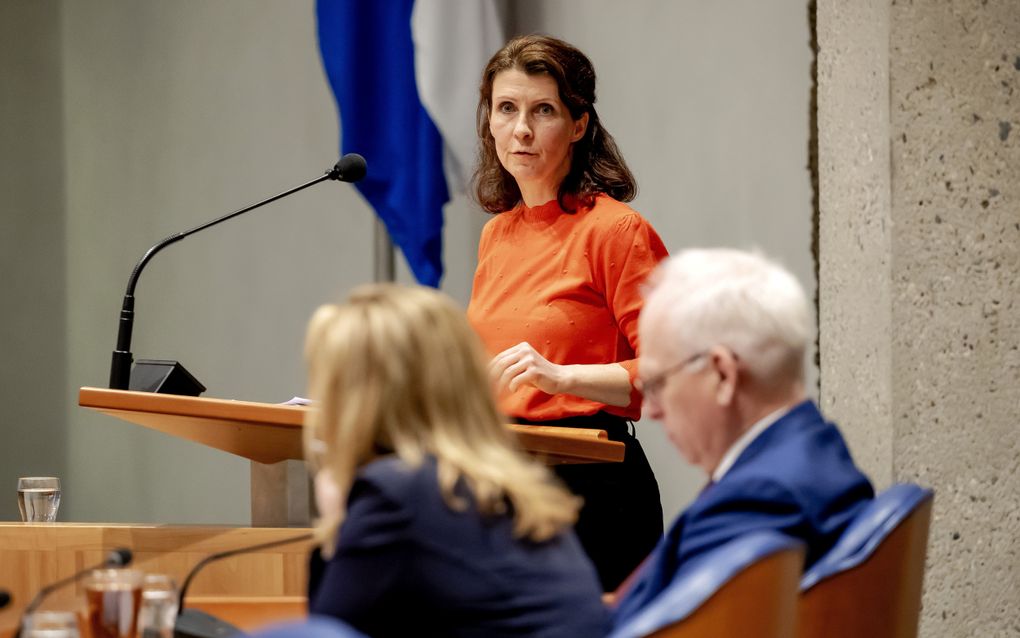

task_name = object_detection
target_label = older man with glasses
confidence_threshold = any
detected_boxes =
[613,248,875,624]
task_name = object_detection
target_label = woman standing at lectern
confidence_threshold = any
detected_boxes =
[467,34,667,591]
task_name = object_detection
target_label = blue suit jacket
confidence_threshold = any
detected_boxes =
[613,400,874,625]
[309,456,609,638]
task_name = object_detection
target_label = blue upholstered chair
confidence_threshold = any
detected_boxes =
[609,531,805,638]
[797,483,934,638]
[247,616,368,638]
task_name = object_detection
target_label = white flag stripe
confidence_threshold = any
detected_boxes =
[412,0,503,194]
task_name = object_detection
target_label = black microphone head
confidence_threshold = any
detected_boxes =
[105,548,133,567]
[332,153,367,183]
[0,589,11,610]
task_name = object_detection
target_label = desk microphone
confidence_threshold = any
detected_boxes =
[15,548,132,638]
[108,154,368,394]
[175,532,313,638]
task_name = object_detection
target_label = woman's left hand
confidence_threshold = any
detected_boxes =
[490,341,569,396]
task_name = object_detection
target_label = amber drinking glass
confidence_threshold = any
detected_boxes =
[84,569,143,638]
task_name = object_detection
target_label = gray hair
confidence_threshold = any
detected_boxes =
[642,248,811,386]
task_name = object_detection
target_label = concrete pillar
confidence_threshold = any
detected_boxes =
[818,1,1019,635]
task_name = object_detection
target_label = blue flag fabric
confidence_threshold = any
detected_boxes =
[317,0,448,287]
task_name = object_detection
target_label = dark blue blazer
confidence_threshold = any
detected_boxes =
[613,400,874,625]
[308,456,609,638]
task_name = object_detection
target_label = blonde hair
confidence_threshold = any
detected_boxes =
[304,283,579,555]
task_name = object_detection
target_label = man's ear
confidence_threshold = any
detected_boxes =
[711,346,739,406]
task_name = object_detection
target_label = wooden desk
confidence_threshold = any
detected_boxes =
[0,523,310,637]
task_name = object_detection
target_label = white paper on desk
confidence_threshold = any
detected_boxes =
[281,396,313,406]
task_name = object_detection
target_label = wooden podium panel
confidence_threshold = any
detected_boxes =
[78,388,625,465]
[0,523,310,637]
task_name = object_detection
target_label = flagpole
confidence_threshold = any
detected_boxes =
[373,217,396,283]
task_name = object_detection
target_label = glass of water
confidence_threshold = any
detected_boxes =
[17,477,61,522]
[138,574,178,638]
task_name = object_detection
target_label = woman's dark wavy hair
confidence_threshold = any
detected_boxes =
[474,34,637,214]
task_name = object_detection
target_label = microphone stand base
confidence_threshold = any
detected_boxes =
[129,359,206,396]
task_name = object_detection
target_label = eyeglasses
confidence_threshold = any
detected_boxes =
[636,351,708,401]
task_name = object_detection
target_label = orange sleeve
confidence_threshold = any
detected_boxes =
[592,213,669,414]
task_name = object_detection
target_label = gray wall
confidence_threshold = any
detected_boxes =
[1,0,67,520]
[1,1,814,529]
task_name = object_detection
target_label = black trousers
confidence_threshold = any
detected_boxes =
[519,413,663,591]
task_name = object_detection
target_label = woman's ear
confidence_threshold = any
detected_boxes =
[572,112,590,143]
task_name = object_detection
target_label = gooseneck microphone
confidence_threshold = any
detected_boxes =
[174,533,313,638]
[109,154,368,392]
[15,548,132,638]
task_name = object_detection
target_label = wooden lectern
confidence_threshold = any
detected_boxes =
[77,387,625,525]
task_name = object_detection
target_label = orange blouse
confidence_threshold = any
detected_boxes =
[467,194,668,421]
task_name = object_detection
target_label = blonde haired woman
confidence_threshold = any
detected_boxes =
[303,284,608,638]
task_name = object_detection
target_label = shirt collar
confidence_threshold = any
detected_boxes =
[711,405,791,483]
